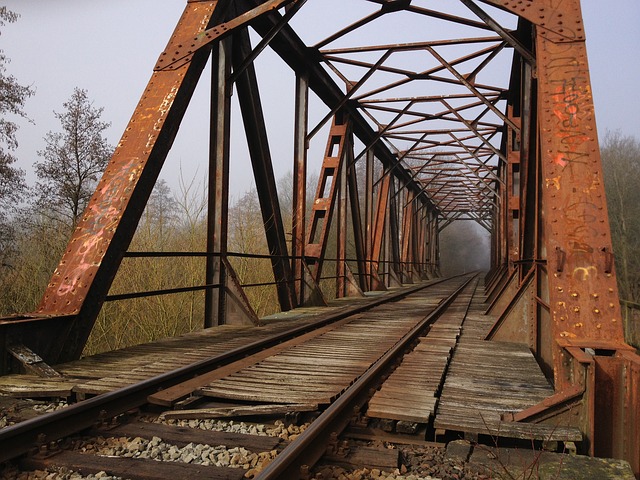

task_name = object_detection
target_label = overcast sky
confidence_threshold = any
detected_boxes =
[2,0,639,198]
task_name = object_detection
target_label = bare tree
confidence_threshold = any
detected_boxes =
[601,131,640,302]
[33,88,112,229]
[0,7,34,261]
[137,179,178,248]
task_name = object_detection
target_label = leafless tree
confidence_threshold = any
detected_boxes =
[0,7,34,261]
[33,88,112,229]
[601,131,640,303]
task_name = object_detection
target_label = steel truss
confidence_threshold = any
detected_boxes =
[0,0,638,474]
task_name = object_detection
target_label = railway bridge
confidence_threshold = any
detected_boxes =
[0,0,638,478]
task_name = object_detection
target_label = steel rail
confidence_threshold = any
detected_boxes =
[0,276,462,465]
[257,274,477,479]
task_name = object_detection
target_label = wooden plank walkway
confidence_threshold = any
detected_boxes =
[433,292,583,441]
[196,281,464,405]
[0,281,447,398]
[0,295,388,397]
[364,282,582,442]
[365,281,476,422]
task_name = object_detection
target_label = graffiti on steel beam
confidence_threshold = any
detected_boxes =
[539,33,622,344]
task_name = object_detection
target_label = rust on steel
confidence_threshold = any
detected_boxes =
[0,0,637,474]
[32,2,224,362]
[305,115,350,283]
[483,0,638,474]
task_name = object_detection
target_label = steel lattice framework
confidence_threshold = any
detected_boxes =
[0,0,638,475]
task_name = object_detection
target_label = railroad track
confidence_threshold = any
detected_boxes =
[0,274,480,479]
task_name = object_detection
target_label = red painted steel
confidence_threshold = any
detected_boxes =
[305,116,350,282]
[0,0,636,472]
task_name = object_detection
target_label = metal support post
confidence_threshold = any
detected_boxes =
[205,39,232,328]
[232,27,296,312]
[336,131,348,299]
[364,150,375,290]
[292,73,309,306]
[347,149,367,292]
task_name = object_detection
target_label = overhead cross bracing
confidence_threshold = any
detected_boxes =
[292,0,516,222]
[0,0,639,477]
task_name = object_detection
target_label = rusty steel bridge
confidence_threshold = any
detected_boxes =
[0,0,638,477]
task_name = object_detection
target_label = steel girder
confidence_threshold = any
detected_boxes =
[0,0,637,473]
[481,0,639,473]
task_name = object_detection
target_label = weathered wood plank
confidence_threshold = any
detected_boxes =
[20,451,246,480]
[160,403,317,420]
[0,375,77,397]
[94,421,282,451]
[433,417,583,441]
[197,385,333,404]
[324,445,399,471]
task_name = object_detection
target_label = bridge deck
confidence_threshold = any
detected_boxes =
[0,292,390,398]
[433,292,582,441]
[365,282,473,422]
[0,279,582,442]
[196,286,449,405]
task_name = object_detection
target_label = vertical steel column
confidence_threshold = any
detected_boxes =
[370,169,391,287]
[428,210,434,275]
[518,44,537,278]
[489,194,499,273]
[232,27,295,312]
[499,161,509,270]
[506,105,522,271]
[429,213,440,276]
[418,205,429,278]
[388,177,402,282]
[364,150,375,290]
[385,176,401,287]
[292,73,309,306]
[335,130,349,298]
[369,170,390,288]
[383,195,390,287]
[411,198,421,279]
[401,190,415,282]
[414,204,424,278]
[205,39,232,327]
[347,151,367,291]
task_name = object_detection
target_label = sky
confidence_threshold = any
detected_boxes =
[2,0,639,199]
